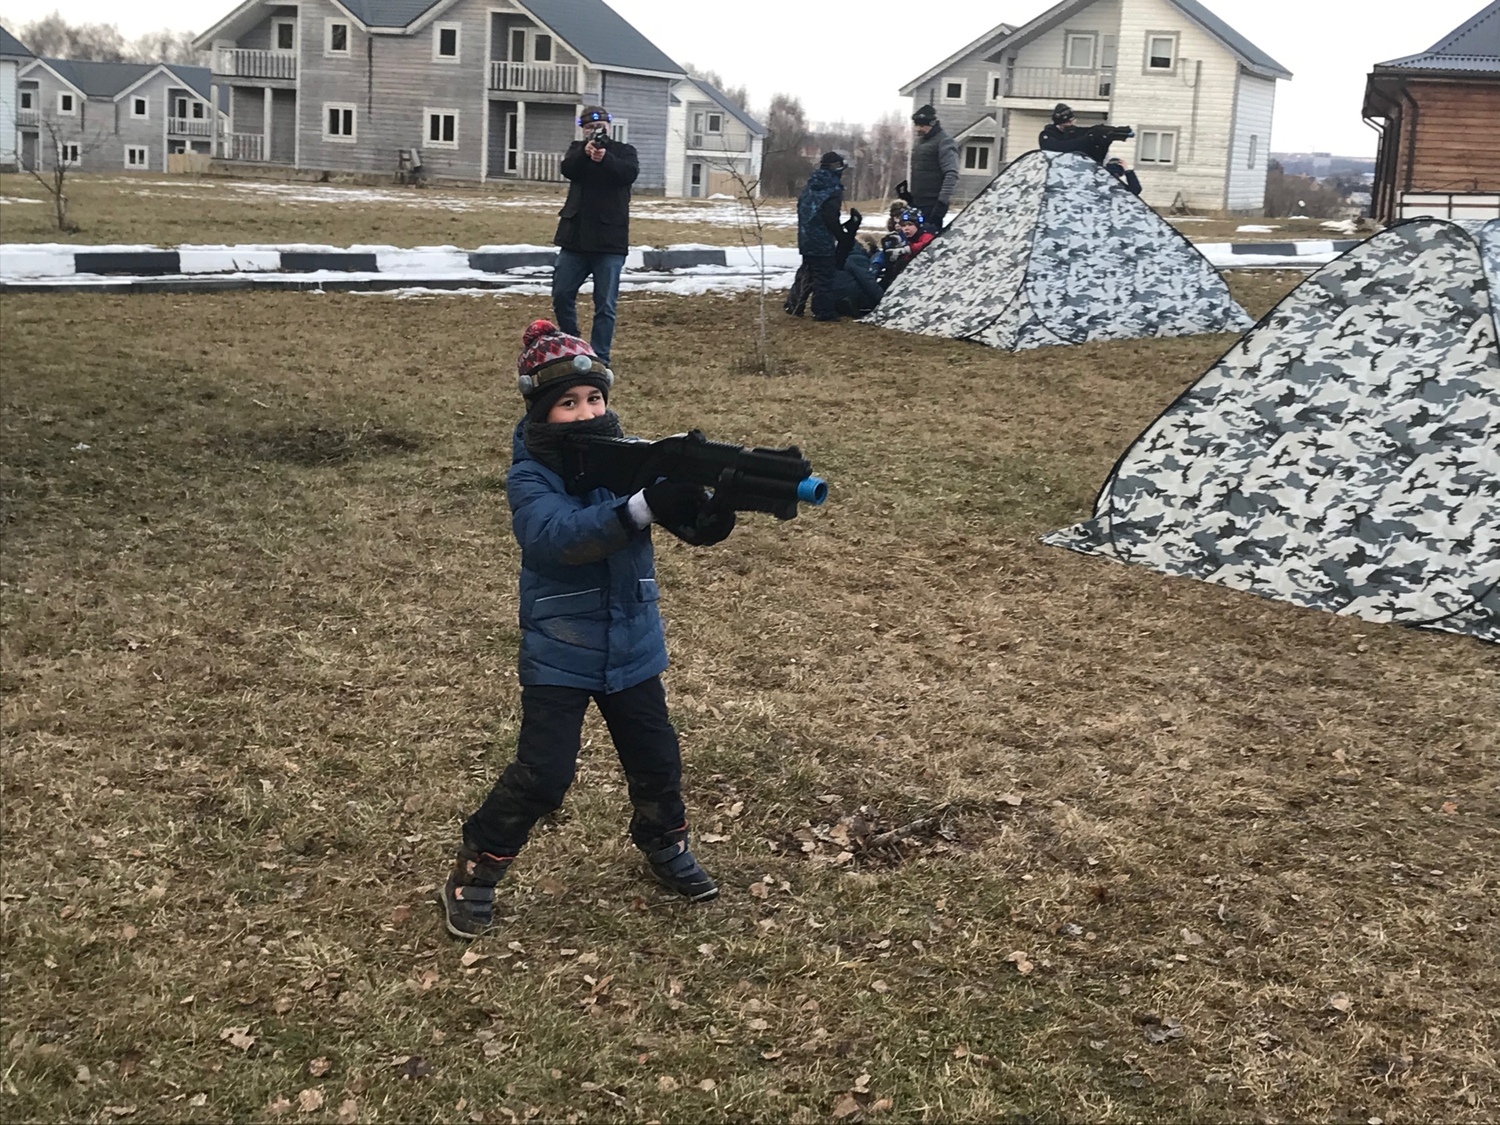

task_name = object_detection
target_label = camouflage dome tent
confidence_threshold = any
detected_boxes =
[863,149,1252,350]
[1045,218,1500,643]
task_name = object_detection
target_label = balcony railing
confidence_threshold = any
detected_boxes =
[169,116,214,137]
[16,107,38,126]
[521,151,564,181]
[1004,67,1112,101]
[218,132,265,162]
[689,131,752,152]
[214,48,297,80]
[489,61,581,94]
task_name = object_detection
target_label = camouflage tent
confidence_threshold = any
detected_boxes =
[863,149,1252,350]
[1045,218,1500,643]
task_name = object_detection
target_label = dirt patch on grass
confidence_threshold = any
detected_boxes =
[2,286,1495,1124]
[237,423,426,467]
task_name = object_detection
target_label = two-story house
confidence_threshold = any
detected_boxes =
[15,57,225,173]
[665,77,765,199]
[1364,1,1500,224]
[900,0,1291,213]
[1,26,34,171]
[193,0,686,189]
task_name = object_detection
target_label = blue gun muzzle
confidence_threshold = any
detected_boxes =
[797,477,829,505]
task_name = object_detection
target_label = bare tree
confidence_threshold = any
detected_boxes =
[761,94,812,198]
[28,117,111,231]
[130,29,207,66]
[13,14,204,64]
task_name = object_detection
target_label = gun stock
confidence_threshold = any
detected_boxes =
[561,430,828,521]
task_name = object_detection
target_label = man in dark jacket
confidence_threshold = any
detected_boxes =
[908,104,959,230]
[552,105,639,367]
[796,151,848,322]
[1039,102,1117,164]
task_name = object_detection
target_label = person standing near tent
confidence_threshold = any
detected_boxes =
[908,105,959,231]
[831,241,884,318]
[1105,156,1143,195]
[1039,103,1115,164]
[797,151,850,322]
[552,105,638,369]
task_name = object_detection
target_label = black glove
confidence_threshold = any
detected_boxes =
[927,201,948,229]
[895,180,913,204]
[643,480,707,527]
[663,493,736,547]
[842,207,863,234]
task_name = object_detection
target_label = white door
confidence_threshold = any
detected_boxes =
[689,162,703,198]
[505,112,519,173]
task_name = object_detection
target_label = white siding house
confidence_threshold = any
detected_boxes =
[0,26,33,171]
[900,0,1290,213]
[665,78,765,198]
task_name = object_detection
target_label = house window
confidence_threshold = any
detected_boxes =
[57,92,76,116]
[1247,134,1258,169]
[533,34,552,62]
[1146,32,1178,72]
[131,96,148,119]
[434,23,460,61]
[125,145,149,168]
[193,101,206,119]
[58,142,80,164]
[689,162,703,197]
[426,109,459,148]
[20,89,33,110]
[988,73,1003,102]
[607,118,628,144]
[324,103,357,142]
[1137,128,1178,166]
[326,20,350,55]
[706,112,723,133]
[273,18,296,51]
[1065,32,1097,70]
[963,143,990,171]
[940,77,965,103]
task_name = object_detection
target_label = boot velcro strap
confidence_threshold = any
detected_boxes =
[453,883,496,904]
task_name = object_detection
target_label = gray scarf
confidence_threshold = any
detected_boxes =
[522,410,624,478]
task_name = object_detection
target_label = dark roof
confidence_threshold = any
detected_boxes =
[37,57,216,102]
[1168,0,1291,78]
[518,0,682,74]
[0,26,34,57]
[693,79,766,136]
[337,0,446,26]
[1376,0,1500,72]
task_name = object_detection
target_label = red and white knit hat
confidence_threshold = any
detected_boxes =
[515,319,613,418]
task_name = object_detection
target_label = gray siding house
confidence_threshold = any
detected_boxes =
[665,78,766,198]
[15,57,224,173]
[193,0,685,189]
[900,0,1291,212]
[1,26,35,171]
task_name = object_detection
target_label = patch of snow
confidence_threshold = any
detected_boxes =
[0,197,44,205]
[1235,224,1279,233]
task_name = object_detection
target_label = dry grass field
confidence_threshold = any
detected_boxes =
[0,172,1344,249]
[2,267,1496,1125]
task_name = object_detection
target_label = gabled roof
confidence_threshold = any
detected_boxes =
[196,0,459,44]
[335,0,448,26]
[517,0,682,76]
[900,21,1017,95]
[167,64,216,103]
[0,25,35,58]
[928,0,1289,84]
[1375,0,1500,73]
[688,79,766,136]
[25,57,217,103]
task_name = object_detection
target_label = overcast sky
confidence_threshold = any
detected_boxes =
[2,0,1484,155]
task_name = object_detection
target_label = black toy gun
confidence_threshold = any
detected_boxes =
[587,125,608,147]
[1090,124,1135,142]
[561,430,828,520]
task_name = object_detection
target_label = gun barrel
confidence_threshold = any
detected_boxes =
[797,477,829,505]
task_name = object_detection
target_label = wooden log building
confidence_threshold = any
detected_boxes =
[1364,1,1500,223]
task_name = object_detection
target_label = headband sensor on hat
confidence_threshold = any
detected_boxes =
[577,108,613,126]
[517,352,615,398]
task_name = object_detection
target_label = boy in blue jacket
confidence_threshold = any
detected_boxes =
[441,320,734,940]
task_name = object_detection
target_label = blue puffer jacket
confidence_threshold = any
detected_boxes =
[797,167,844,257]
[506,420,668,693]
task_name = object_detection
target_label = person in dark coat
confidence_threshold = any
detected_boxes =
[831,241,884,318]
[1105,156,1143,195]
[552,105,639,367]
[908,104,959,230]
[796,151,848,322]
[441,320,735,940]
[1039,103,1116,164]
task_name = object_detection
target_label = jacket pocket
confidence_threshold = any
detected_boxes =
[636,578,659,603]
[533,588,605,618]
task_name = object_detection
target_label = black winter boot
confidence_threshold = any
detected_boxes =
[641,830,718,902]
[440,841,514,939]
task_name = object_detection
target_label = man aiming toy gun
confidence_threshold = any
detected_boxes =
[1039,103,1135,164]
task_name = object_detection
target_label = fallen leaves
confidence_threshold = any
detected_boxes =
[297,1088,324,1113]
[219,1027,256,1052]
[1005,950,1034,975]
[1328,992,1353,1013]
[307,1057,332,1078]
[1139,1014,1186,1045]
[394,1055,433,1080]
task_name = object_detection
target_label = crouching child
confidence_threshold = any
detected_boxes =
[441,320,735,940]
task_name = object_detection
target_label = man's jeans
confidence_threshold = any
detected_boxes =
[552,249,627,366]
[463,677,686,857]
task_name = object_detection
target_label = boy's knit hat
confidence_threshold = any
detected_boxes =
[516,319,613,419]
